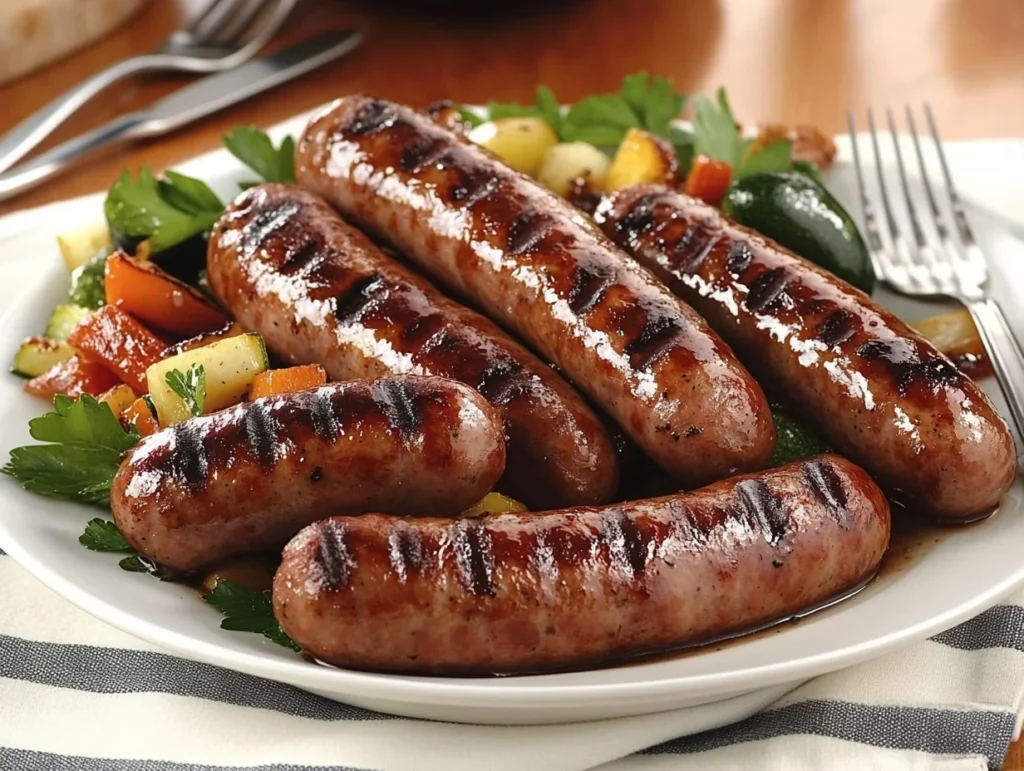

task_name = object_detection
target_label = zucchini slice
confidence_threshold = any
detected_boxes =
[146,333,269,426]
[12,337,75,378]
[44,304,92,342]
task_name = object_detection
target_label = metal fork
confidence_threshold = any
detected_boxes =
[848,105,1024,444]
[0,0,297,176]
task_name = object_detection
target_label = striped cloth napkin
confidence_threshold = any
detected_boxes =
[1,543,1023,770]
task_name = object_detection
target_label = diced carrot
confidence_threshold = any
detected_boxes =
[122,396,159,437]
[25,356,120,400]
[104,251,229,339]
[67,305,167,393]
[163,321,246,358]
[684,154,733,206]
[248,364,327,400]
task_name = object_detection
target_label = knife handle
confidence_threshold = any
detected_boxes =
[0,114,147,203]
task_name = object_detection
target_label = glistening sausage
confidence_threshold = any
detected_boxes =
[594,185,1016,520]
[111,376,505,572]
[294,95,776,489]
[273,455,890,675]
[207,184,618,509]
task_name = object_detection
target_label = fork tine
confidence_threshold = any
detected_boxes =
[846,112,888,282]
[886,108,927,249]
[187,0,245,43]
[209,0,274,45]
[905,106,947,239]
[867,109,901,245]
[925,103,978,246]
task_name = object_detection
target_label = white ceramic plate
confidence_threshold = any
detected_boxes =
[0,113,1023,726]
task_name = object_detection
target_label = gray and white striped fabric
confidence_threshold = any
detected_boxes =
[2,546,1023,771]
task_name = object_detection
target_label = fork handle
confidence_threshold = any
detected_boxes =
[0,54,169,176]
[966,297,1024,452]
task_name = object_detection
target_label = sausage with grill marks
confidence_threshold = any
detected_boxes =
[294,96,776,489]
[273,455,889,674]
[594,185,1016,520]
[207,184,618,510]
[111,376,506,573]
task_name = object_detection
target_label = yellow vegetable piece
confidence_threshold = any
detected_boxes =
[536,142,611,197]
[605,127,678,192]
[912,308,983,359]
[460,492,528,517]
[57,224,112,271]
[98,384,138,418]
[468,117,558,176]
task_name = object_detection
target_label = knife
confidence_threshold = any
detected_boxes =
[0,29,363,202]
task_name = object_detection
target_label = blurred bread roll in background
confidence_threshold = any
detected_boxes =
[0,0,148,84]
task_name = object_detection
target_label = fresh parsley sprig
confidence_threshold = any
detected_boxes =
[80,518,133,551]
[104,168,225,253]
[203,579,300,651]
[223,126,296,186]
[692,87,792,178]
[3,395,139,505]
[166,365,206,418]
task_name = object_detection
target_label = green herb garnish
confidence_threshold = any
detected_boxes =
[104,168,224,253]
[79,518,133,551]
[203,579,300,651]
[2,395,140,505]
[165,364,206,418]
[223,126,296,185]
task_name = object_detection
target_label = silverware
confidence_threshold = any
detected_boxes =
[0,29,363,203]
[848,105,1024,444]
[0,0,299,176]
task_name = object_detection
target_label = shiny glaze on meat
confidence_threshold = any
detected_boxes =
[595,185,1016,520]
[273,455,889,674]
[207,184,618,509]
[111,377,506,572]
[294,95,776,489]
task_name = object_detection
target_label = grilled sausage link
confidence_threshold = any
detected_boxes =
[207,184,618,510]
[294,96,776,489]
[595,186,1016,520]
[111,376,505,572]
[273,455,889,674]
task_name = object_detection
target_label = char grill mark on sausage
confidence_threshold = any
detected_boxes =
[398,314,448,349]
[450,169,502,209]
[170,422,209,490]
[476,359,527,406]
[450,519,495,596]
[279,239,323,273]
[672,221,721,275]
[817,308,858,347]
[726,243,753,275]
[316,519,353,589]
[345,98,397,136]
[803,458,850,524]
[387,525,425,583]
[506,210,554,255]
[334,274,389,327]
[240,200,301,258]
[745,267,792,314]
[601,509,650,577]
[400,135,450,174]
[371,378,422,437]
[734,479,788,546]
[625,316,685,371]
[244,400,280,468]
[307,388,341,442]
[857,339,964,396]
[613,192,659,244]
[567,264,617,316]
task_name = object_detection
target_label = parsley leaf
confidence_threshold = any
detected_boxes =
[80,518,133,551]
[486,101,541,120]
[3,395,140,505]
[104,168,224,253]
[737,140,793,178]
[165,365,205,418]
[223,126,296,185]
[535,85,562,137]
[457,106,484,129]
[693,87,743,167]
[203,579,300,651]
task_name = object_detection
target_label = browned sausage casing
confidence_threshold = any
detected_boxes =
[294,96,776,489]
[595,185,1016,520]
[207,184,618,509]
[111,376,505,573]
[273,455,890,675]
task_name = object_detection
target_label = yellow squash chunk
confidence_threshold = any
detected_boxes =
[605,127,679,192]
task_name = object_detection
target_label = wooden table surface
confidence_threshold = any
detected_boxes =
[3,0,1024,764]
